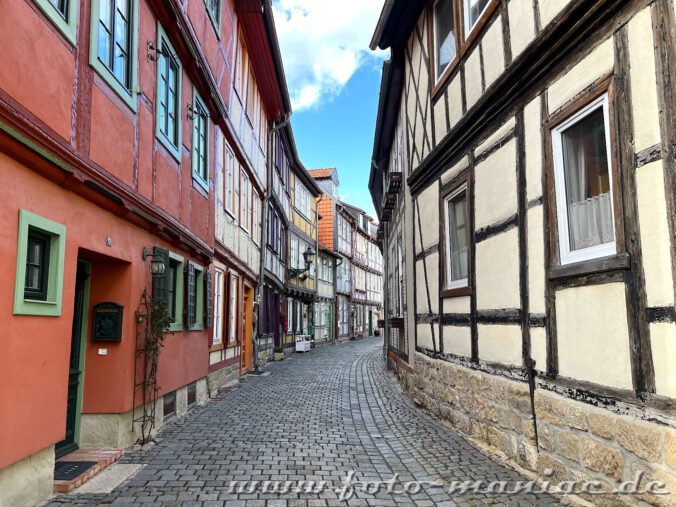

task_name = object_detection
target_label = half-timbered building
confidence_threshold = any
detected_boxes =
[370,0,676,497]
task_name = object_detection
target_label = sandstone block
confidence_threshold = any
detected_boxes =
[582,437,624,482]
[535,392,567,427]
[588,411,616,440]
[565,404,588,431]
[539,425,554,451]
[665,429,676,470]
[555,429,581,463]
[517,440,538,471]
[616,419,662,462]
[537,453,569,484]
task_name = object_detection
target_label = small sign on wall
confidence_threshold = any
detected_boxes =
[92,302,124,342]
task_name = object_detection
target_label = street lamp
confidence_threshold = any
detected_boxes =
[289,246,315,279]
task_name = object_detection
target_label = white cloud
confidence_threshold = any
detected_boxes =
[272,0,388,111]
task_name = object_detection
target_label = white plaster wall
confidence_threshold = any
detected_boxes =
[527,206,546,314]
[416,186,440,250]
[474,140,517,229]
[443,295,471,313]
[524,96,543,201]
[448,75,463,128]
[443,325,472,357]
[482,17,506,89]
[538,0,572,28]
[548,38,614,113]
[636,161,675,306]
[405,173,417,363]
[441,156,469,185]
[628,7,661,152]
[476,228,521,310]
[651,322,676,398]
[416,254,439,314]
[417,323,439,351]
[465,47,483,109]
[434,95,448,145]
[509,0,536,59]
[556,283,633,390]
[478,324,522,366]
[0,445,54,507]
[475,117,515,158]
[531,327,547,372]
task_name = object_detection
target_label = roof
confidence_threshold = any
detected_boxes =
[317,195,335,250]
[309,168,334,179]
[370,0,426,51]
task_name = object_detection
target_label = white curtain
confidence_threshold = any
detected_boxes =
[563,129,613,251]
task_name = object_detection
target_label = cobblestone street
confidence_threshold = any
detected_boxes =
[47,339,559,506]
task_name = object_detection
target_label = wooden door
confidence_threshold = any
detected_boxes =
[240,287,254,371]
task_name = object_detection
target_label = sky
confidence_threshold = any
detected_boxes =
[272,0,389,218]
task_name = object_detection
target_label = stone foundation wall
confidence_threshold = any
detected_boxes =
[401,352,676,506]
[207,363,240,397]
[0,445,54,507]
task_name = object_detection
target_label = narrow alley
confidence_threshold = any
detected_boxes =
[46,339,559,506]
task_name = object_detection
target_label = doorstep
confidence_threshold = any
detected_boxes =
[53,448,124,493]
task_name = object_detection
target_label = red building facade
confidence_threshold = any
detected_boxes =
[0,1,292,504]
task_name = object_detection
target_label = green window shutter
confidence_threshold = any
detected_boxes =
[151,247,170,305]
[186,262,196,327]
[204,269,213,328]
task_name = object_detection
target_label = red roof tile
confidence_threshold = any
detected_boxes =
[308,168,335,179]
[317,195,335,250]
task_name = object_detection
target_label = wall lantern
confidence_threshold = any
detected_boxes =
[141,247,166,275]
[289,246,315,279]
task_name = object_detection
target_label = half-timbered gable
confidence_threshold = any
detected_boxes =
[371,0,676,498]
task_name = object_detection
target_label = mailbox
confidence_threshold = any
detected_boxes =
[92,302,124,342]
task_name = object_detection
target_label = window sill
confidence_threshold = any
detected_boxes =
[548,252,630,281]
[209,342,224,352]
[169,323,183,332]
[192,174,209,195]
[188,324,205,331]
[441,286,472,299]
[156,133,181,163]
[14,298,61,316]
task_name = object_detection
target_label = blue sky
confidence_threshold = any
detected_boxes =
[272,0,388,218]
[290,63,383,217]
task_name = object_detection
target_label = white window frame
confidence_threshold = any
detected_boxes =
[224,146,235,216]
[433,0,456,84]
[464,0,491,38]
[228,273,238,343]
[240,171,250,232]
[252,190,260,245]
[552,93,616,266]
[444,184,469,290]
[212,268,224,345]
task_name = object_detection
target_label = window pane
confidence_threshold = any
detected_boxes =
[448,194,468,282]
[465,0,490,33]
[98,23,111,65]
[561,107,614,251]
[435,0,456,79]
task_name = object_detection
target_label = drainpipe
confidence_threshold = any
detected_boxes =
[382,221,390,361]
[255,114,290,371]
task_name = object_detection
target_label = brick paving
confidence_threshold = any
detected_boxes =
[46,338,560,506]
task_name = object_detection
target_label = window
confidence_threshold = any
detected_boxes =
[464,0,491,36]
[204,0,221,35]
[444,184,469,289]
[167,258,179,321]
[90,0,138,110]
[240,171,250,231]
[551,94,616,265]
[186,262,205,330]
[192,91,209,191]
[14,210,66,316]
[290,236,299,269]
[295,180,312,220]
[34,0,78,44]
[228,274,238,343]
[434,0,456,80]
[212,269,224,346]
[252,190,260,245]
[156,24,182,160]
[224,145,235,215]
[24,229,51,301]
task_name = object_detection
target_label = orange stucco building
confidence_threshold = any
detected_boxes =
[0,1,294,504]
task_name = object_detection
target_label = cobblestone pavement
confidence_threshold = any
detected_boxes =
[47,338,560,506]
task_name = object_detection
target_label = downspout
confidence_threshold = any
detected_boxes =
[382,221,390,361]
[255,114,290,371]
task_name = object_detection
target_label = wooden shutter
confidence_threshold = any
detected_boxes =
[204,269,213,328]
[151,247,170,305]
[186,263,196,327]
